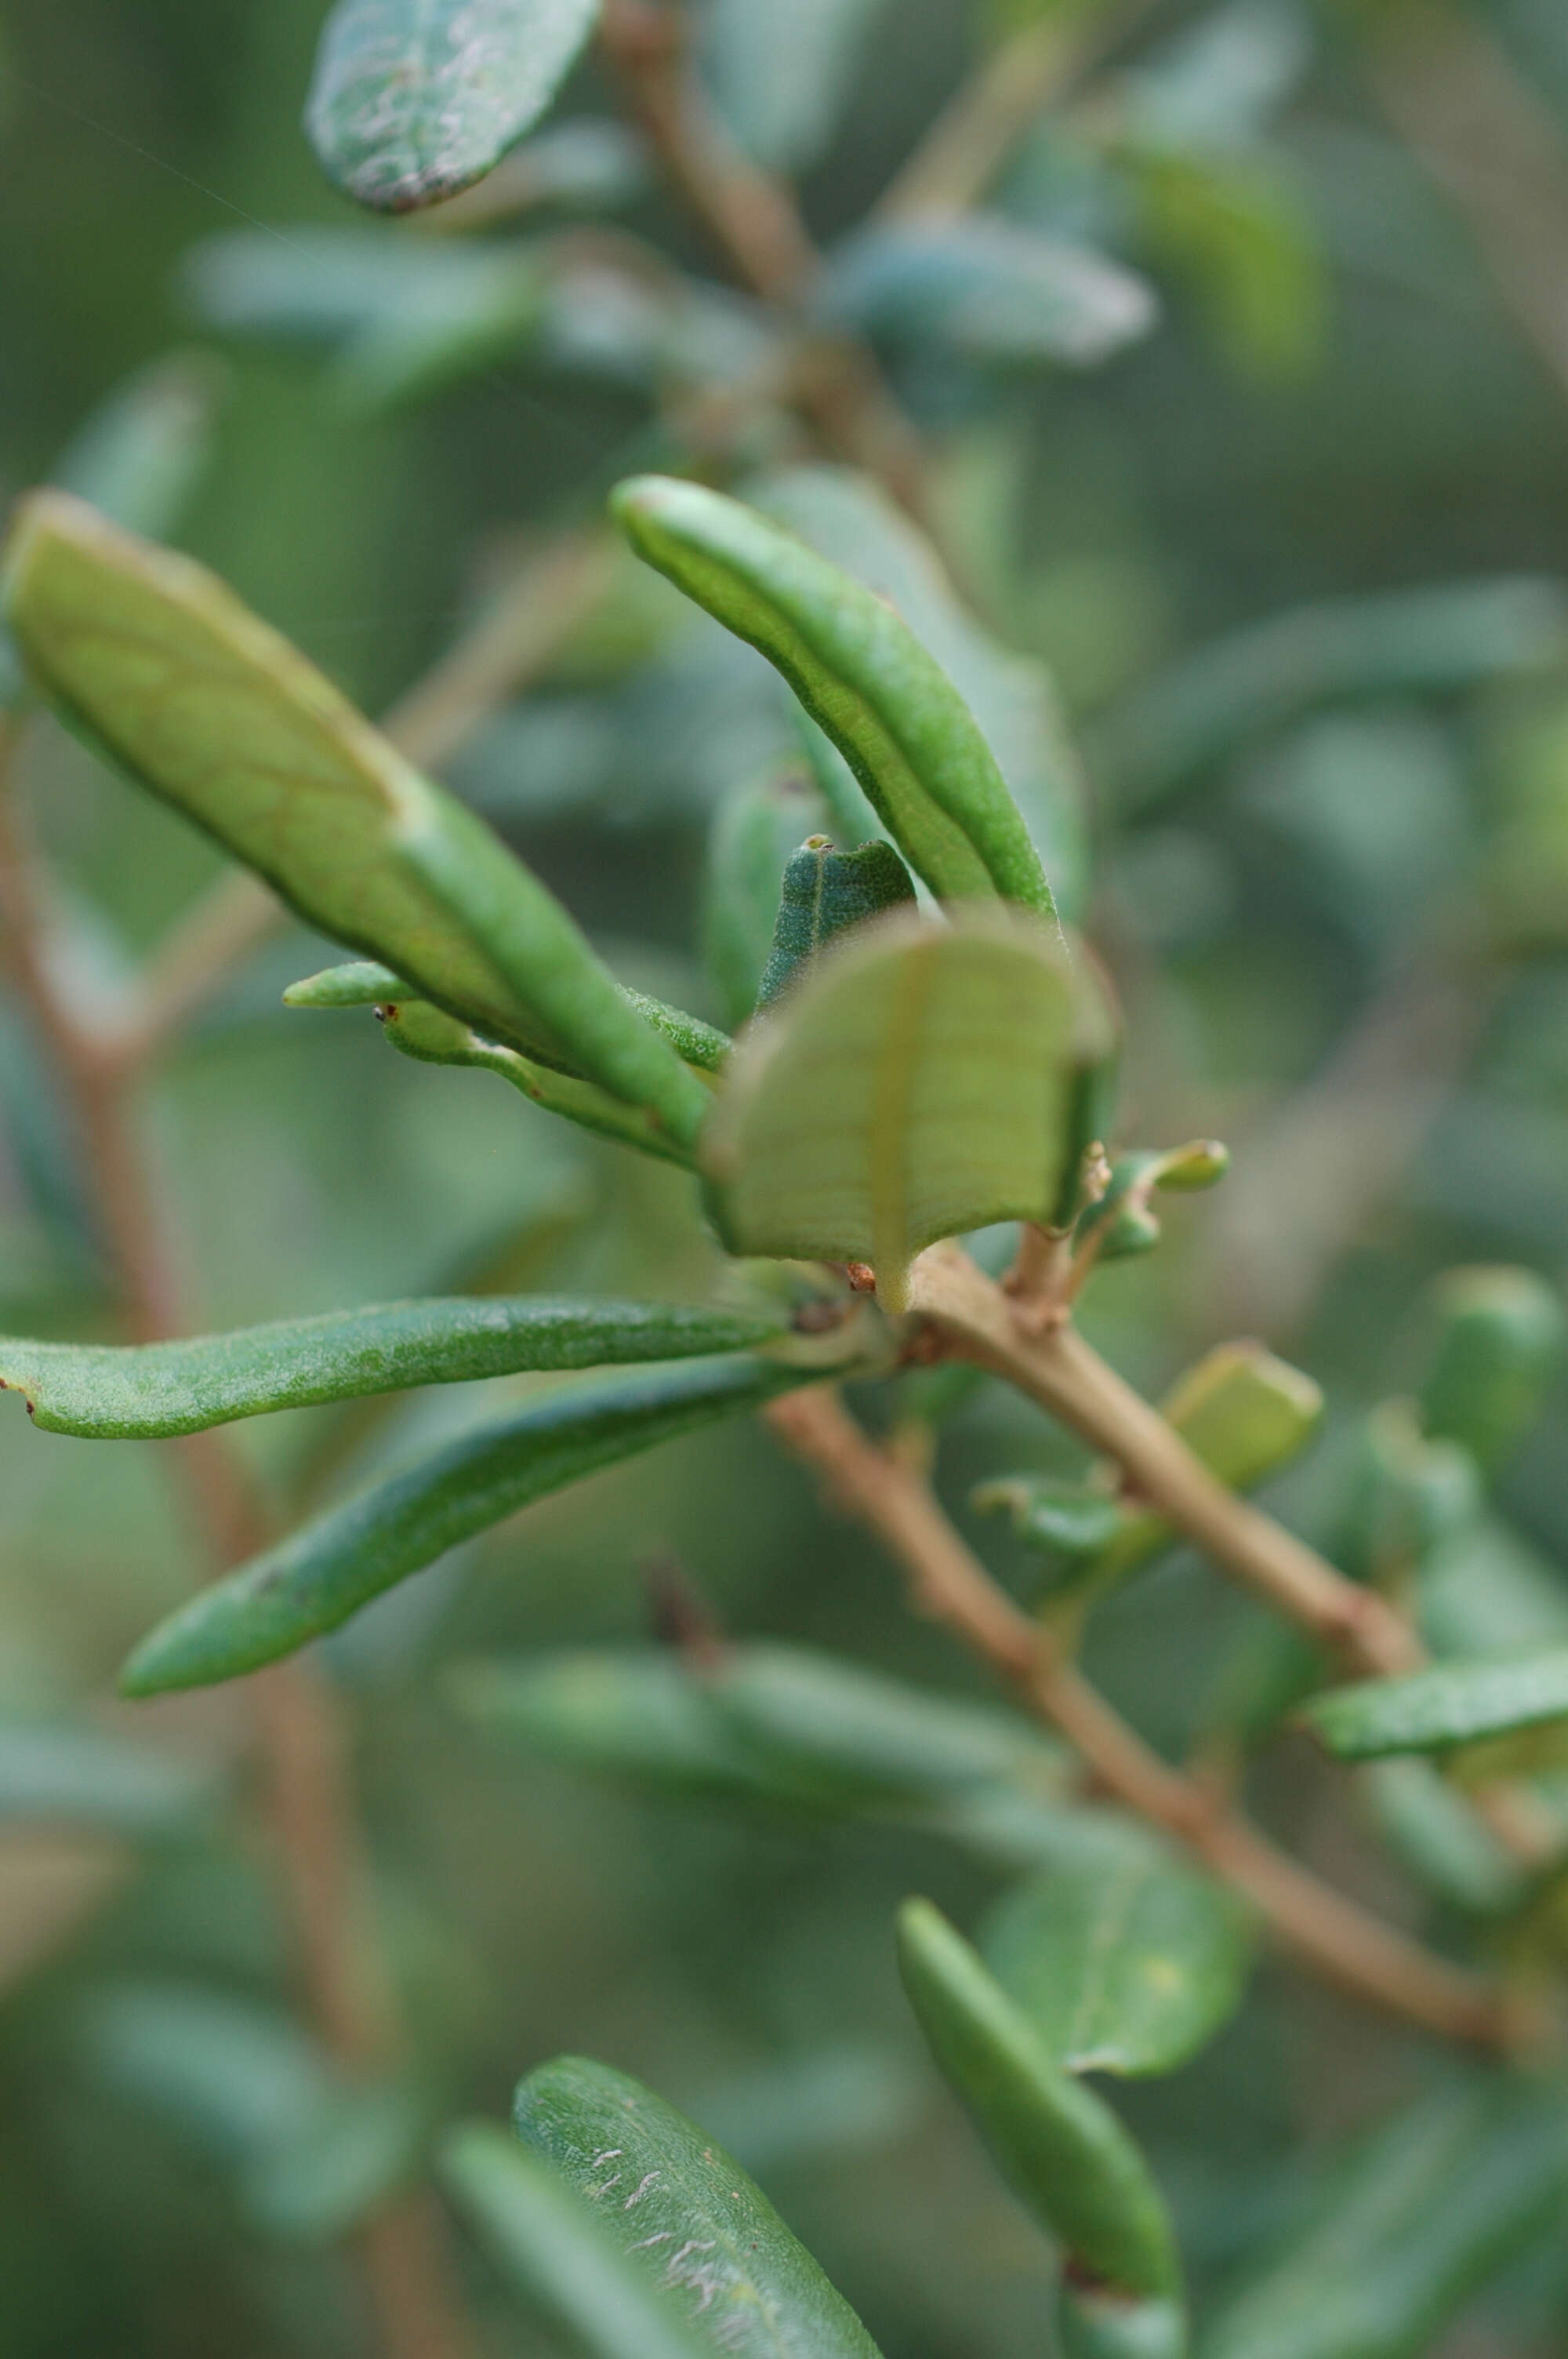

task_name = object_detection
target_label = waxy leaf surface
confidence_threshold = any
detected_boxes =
[306,0,604,213]
[897,1900,1182,2302]
[120,1354,814,1692]
[980,1818,1255,2077]
[513,2055,886,2357]
[1,493,705,1144]
[611,474,1057,917]
[440,2122,713,2359]
[0,1296,780,1439]
[1304,1646,1568,1761]
[702,907,1112,1311]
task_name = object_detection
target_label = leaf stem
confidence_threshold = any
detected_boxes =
[906,1243,1425,1678]
[765,1383,1511,2048]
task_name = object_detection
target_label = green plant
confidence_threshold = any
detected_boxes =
[9,2,1568,2356]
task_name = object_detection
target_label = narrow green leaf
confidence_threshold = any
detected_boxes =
[973,1478,1127,1561]
[1417,1265,1565,1478]
[755,836,917,1005]
[244,2081,425,2245]
[1304,1647,1568,1761]
[1362,1758,1526,1917]
[610,474,1058,917]
[286,959,731,1075]
[439,2121,713,2359]
[818,218,1159,369]
[1200,2080,1568,2359]
[513,2055,887,2357]
[376,997,699,1167]
[119,1354,817,1693]
[1058,2281,1187,2359]
[0,1295,782,1439]
[753,464,1089,918]
[701,907,1113,1312]
[1338,1400,1481,1587]
[701,769,827,1028]
[0,1722,211,1837]
[897,1900,1181,2302]
[450,1641,1065,1817]
[979,1818,1255,2077]
[305,0,604,213]
[1,493,706,1144]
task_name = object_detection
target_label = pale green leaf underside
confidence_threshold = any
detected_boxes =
[514,2055,887,2358]
[119,1354,817,1693]
[439,2122,714,2359]
[980,1819,1255,2077]
[1,493,706,1146]
[702,908,1107,1310]
[610,474,1056,918]
[306,0,604,213]
[0,1296,782,1438]
[1304,1646,1568,1760]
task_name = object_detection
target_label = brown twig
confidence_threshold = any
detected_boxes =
[766,1383,1508,2048]
[906,1242,1425,1678]
[597,0,931,512]
[0,734,476,2359]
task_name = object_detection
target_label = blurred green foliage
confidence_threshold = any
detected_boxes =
[9,1,1568,2355]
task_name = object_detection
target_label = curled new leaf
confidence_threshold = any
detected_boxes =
[513,2055,886,2357]
[0,1296,782,1438]
[1303,1647,1568,1761]
[305,0,604,213]
[1,493,706,1145]
[702,907,1114,1312]
[438,2122,712,2359]
[119,1355,819,1693]
[896,1899,1182,2304]
[610,474,1058,917]
[701,769,828,1027]
[756,836,917,1005]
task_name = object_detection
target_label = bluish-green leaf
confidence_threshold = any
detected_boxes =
[440,2121,713,2359]
[305,0,604,213]
[0,1295,781,1438]
[753,464,1090,918]
[896,1899,1183,2302]
[513,2055,887,2357]
[119,1354,818,1693]
[1304,1647,1568,1761]
[611,474,1058,917]
[1200,2080,1568,2359]
[1,493,707,1146]
[979,1817,1255,2077]
[818,217,1158,369]
[756,836,917,1005]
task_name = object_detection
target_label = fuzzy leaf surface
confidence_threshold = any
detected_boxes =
[513,2055,886,2357]
[0,1297,780,1438]
[305,0,603,213]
